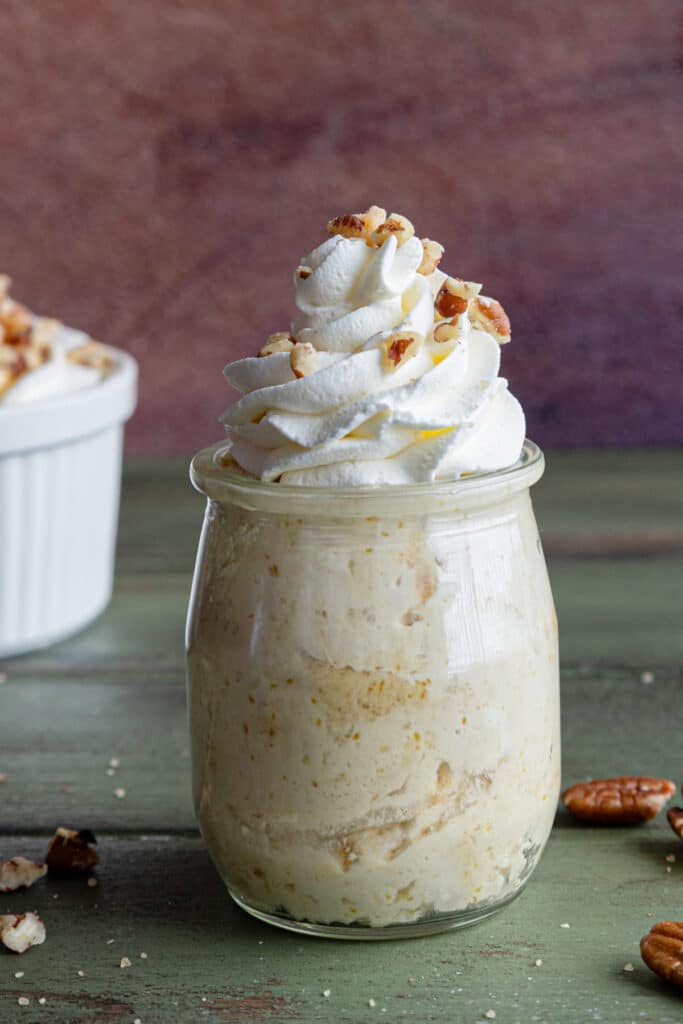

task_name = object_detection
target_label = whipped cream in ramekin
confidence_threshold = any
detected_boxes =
[221,208,524,486]
[0,275,115,407]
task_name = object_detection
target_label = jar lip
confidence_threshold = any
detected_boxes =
[190,439,545,515]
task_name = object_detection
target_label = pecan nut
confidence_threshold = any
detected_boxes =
[327,206,387,241]
[0,857,47,893]
[668,807,683,840]
[562,776,676,825]
[0,912,46,954]
[417,239,444,276]
[46,827,99,872]
[383,331,421,369]
[641,922,683,989]
[371,213,415,248]
[290,341,318,379]
[259,332,295,357]
[469,295,511,343]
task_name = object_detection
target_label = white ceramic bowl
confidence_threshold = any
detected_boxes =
[0,347,137,658]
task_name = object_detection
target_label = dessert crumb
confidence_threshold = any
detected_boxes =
[77,970,85,977]
[368,997,376,1007]
[106,938,115,944]
[38,998,46,1005]
[15,971,24,978]
[323,989,331,998]
[640,671,655,684]
[407,976,416,985]
[484,1011,497,1020]
[140,952,148,959]
[18,997,29,1006]
[535,959,543,967]
[665,854,676,864]
[623,962,635,972]
[87,877,98,888]
[114,787,126,799]
[120,957,132,969]
[106,768,115,777]
[666,865,672,873]
[560,922,571,929]
[109,758,120,768]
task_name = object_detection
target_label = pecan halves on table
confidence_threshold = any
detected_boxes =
[562,776,676,825]
[641,922,683,989]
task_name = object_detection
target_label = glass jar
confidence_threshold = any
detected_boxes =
[186,440,560,939]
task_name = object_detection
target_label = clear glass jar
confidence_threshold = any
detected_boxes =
[186,440,560,939]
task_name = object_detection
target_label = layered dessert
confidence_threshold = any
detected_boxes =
[187,207,560,931]
[0,275,115,404]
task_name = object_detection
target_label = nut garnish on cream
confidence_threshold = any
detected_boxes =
[221,207,524,485]
[0,275,116,405]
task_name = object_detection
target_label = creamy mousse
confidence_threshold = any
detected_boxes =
[187,207,560,932]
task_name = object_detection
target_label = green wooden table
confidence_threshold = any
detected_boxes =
[2,451,683,1024]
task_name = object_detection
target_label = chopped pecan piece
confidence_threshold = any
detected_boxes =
[259,332,295,357]
[0,912,46,954]
[66,340,116,372]
[469,296,511,344]
[290,342,318,379]
[417,239,444,276]
[327,213,365,239]
[668,807,683,840]
[434,278,473,319]
[384,331,421,369]
[434,277,482,319]
[562,776,675,825]
[0,857,47,893]
[360,205,388,234]
[641,922,683,989]
[433,317,465,345]
[296,265,313,280]
[46,827,99,872]
[0,298,32,340]
[372,213,415,248]
[327,206,387,242]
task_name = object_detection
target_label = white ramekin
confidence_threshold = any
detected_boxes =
[0,348,137,658]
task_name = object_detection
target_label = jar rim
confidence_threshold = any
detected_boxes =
[190,439,544,516]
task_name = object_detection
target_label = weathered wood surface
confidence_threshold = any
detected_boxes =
[1,829,682,1024]
[1,2,682,453]
[1,451,683,1023]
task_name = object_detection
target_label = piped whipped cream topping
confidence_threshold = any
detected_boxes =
[0,275,116,406]
[221,207,524,486]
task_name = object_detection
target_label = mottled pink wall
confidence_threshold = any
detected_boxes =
[1,0,681,454]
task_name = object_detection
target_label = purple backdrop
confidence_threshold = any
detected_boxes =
[1,0,681,453]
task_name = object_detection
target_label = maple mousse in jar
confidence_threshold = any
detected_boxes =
[186,206,560,938]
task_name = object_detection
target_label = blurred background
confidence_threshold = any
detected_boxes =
[1,0,681,455]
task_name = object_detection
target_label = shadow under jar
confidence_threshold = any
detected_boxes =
[186,440,560,939]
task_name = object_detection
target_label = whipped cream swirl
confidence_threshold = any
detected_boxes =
[221,221,524,486]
